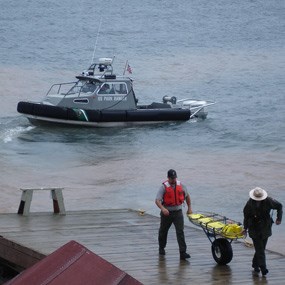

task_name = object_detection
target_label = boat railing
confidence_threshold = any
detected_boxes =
[177,98,216,105]
[189,102,216,118]
[46,82,78,96]
[86,60,114,79]
[190,102,216,109]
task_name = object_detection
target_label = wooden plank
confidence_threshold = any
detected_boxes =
[0,209,284,284]
[0,237,45,270]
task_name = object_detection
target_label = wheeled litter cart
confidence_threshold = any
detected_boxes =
[188,212,245,265]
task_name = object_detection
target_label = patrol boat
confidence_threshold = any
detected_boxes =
[17,58,215,127]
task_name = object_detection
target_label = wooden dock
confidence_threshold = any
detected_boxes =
[0,209,284,284]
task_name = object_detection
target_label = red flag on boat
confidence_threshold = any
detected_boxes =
[127,63,132,74]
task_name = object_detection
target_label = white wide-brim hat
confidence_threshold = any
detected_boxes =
[249,187,268,201]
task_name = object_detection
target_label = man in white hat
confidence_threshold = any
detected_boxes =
[243,187,283,276]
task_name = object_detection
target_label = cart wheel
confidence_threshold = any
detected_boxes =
[211,238,233,265]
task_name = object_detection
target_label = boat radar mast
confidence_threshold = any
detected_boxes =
[83,57,114,76]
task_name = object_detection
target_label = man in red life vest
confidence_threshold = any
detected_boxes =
[155,169,192,260]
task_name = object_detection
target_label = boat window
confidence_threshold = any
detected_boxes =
[81,82,99,93]
[114,83,127,94]
[67,83,82,95]
[98,83,112,94]
[98,83,127,95]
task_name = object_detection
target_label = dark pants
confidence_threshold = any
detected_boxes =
[252,237,268,270]
[158,209,187,253]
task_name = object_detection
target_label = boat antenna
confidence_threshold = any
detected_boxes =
[91,17,102,64]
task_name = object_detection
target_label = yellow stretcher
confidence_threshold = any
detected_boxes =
[188,212,245,265]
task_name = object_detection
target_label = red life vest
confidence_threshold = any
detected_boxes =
[163,180,185,206]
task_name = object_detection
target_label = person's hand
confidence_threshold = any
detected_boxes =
[276,219,281,225]
[161,208,169,216]
[187,209,193,215]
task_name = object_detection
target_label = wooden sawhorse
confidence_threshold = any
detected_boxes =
[17,187,66,216]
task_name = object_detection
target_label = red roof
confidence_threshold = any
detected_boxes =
[6,240,142,285]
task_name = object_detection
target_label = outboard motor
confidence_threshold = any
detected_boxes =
[163,96,177,104]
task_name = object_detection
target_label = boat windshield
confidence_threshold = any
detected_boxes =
[80,81,100,94]
[47,81,127,97]
[66,81,100,95]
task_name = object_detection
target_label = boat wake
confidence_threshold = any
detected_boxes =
[1,125,35,143]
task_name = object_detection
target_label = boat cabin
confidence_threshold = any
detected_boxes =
[42,58,138,111]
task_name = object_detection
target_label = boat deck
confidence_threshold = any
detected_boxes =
[0,209,284,285]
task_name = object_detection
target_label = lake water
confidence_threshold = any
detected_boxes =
[0,0,284,254]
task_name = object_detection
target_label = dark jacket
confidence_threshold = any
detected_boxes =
[243,197,283,239]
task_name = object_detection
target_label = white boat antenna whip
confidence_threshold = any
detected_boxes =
[123,60,128,75]
[91,17,102,64]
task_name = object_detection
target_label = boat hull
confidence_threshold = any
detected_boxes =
[17,101,191,127]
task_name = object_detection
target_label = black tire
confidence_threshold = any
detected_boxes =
[211,238,233,265]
